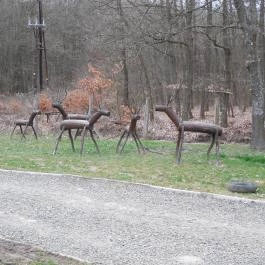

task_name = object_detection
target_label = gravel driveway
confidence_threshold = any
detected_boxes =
[0,169,265,265]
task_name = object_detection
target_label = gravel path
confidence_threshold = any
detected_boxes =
[0,169,265,265]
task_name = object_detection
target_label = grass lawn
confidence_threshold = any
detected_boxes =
[1,134,265,199]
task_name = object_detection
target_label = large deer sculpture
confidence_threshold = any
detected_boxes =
[155,105,222,163]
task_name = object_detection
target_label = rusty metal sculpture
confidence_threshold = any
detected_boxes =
[53,109,110,155]
[116,112,146,154]
[52,102,97,139]
[52,102,92,121]
[10,110,41,139]
[155,105,222,163]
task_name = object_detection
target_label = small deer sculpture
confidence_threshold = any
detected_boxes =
[155,105,222,163]
[116,107,145,154]
[53,109,110,155]
[10,110,41,139]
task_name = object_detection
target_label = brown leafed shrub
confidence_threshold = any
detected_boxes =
[63,65,113,113]
[63,89,90,113]
[38,94,52,112]
[8,99,23,114]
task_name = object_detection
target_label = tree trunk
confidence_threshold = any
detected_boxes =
[164,0,177,85]
[260,0,265,85]
[182,0,195,120]
[220,0,230,128]
[121,47,129,105]
[139,52,154,122]
[200,0,212,118]
[234,0,265,149]
[117,0,129,106]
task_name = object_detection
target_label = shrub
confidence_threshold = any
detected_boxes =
[63,64,113,113]
[39,94,52,112]
[8,99,23,113]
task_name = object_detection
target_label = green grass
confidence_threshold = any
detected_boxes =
[1,134,265,199]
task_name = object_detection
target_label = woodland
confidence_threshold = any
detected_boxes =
[0,0,265,149]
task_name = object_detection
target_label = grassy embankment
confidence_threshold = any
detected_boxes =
[1,134,265,199]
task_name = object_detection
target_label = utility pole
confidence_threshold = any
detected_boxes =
[38,0,44,92]
[28,0,48,93]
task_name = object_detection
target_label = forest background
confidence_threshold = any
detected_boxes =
[0,0,264,148]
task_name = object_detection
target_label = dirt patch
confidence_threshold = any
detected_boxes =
[0,238,88,265]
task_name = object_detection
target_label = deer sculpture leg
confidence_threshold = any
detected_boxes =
[89,129,100,153]
[207,134,216,159]
[10,126,18,139]
[68,129,75,152]
[20,126,27,140]
[31,125,38,139]
[176,126,184,164]
[22,124,38,140]
[53,127,66,155]
[19,126,25,137]
[19,125,27,139]
[80,127,100,154]
[22,125,29,140]
[80,126,87,154]
[215,132,220,162]
[74,129,81,140]
[116,131,127,153]
[54,128,77,155]
[207,130,221,161]
[133,132,146,154]
[118,131,130,154]
[132,133,141,154]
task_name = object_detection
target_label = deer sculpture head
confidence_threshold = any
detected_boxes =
[124,103,141,133]
[155,105,182,128]
[88,108,110,129]
[52,102,68,120]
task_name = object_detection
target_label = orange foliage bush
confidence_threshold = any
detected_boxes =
[63,89,90,113]
[63,65,113,112]
[38,94,52,112]
[9,99,23,113]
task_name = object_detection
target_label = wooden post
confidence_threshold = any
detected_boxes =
[88,95,93,116]
[215,94,220,125]
[143,97,149,138]
[38,0,44,91]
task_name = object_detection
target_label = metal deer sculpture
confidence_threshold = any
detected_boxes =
[116,107,146,154]
[155,105,222,163]
[52,102,98,139]
[10,110,41,139]
[52,102,93,121]
[53,109,110,155]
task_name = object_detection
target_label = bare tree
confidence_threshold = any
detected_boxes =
[182,0,195,120]
[234,0,265,149]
